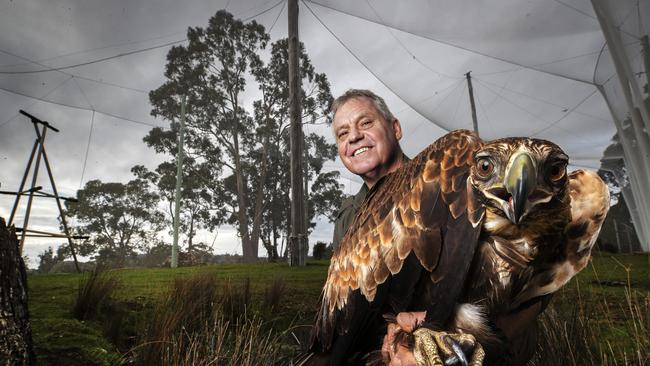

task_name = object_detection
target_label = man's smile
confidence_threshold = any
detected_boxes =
[352,146,371,157]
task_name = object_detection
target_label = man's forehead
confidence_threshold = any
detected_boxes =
[333,97,380,128]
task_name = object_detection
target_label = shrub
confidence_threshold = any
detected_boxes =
[159,314,283,365]
[221,278,251,321]
[263,277,287,315]
[533,262,649,365]
[71,270,121,321]
[312,241,333,260]
[134,273,289,365]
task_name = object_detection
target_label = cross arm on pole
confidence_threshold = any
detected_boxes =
[19,109,59,132]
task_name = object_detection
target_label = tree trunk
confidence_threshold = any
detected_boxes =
[272,217,279,260]
[249,135,270,258]
[303,138,310,261]
[232,131,254,260]
[0,218,34,365]
[188,213,194,253]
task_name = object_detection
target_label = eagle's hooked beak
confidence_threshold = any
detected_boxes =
[504,152,536,224]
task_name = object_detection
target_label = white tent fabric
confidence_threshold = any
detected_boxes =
[304,0,650,250]
[0,0,648,254]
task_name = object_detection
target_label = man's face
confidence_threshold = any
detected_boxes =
[333,97,403,183]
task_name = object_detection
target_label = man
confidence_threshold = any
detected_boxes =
[330,89,548,365]
[332,89,408,250]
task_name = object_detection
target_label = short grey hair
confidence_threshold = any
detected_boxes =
[331,89,396,123]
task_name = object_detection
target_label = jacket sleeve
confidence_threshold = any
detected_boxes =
[332,197,357,250]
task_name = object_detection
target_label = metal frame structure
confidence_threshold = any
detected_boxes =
[592,0,650,251]
[2,110,85,272]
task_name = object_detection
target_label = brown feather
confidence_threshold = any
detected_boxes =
[311,130,485,362]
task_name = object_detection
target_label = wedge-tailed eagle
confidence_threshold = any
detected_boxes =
[304,130,609,365]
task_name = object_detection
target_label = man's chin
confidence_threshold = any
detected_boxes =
[344,161,379,177]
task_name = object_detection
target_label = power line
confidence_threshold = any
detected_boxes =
[71,74,149,94]
[79,111,95,190]
[306,0,596,85]
[474,78,598,144]
[473,77,558,129]
[0,48,152,94]
[530,88,599,136]
[363,0,460,80]
[268,0,286,34]
[0,2,296,131]
[0,1,288,90]
[396,78,464,116]
[72,76,94,110]
[552,0,598,21]
[0,39,186,75]
[552,0,640,39]
[0,31,187,69]
[473,82,495,136]
[0,76,73,128]
[475,49,607,77]
[473,76,611,123]
[302,0,451,133]
[0,85,160,128]
[242,0,284,22]
[451,82,467,126]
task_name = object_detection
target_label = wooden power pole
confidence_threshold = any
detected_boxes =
[288,0,306,266]
[465,71,479,135]
[171,96,186,268]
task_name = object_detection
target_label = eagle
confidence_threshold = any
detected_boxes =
[305,130,609,365]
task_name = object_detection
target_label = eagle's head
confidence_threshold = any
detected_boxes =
[469,138,570,226]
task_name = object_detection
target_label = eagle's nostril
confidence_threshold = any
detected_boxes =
[487,187,511,202]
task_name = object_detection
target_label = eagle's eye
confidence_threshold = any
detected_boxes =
[548,162,567,181]
[476,158,494,178]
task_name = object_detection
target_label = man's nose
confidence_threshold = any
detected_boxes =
[347,128,362,143]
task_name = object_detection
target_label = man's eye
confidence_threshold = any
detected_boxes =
[361,120,372,127]
[338,131,348,139]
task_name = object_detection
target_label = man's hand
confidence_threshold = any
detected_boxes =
[381,312,426,365]
[381,311,485,366]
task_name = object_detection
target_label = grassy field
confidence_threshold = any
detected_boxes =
[27,253,649,365]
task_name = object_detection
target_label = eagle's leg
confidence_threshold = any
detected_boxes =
[383,311,486,366]
[389,325,485,366]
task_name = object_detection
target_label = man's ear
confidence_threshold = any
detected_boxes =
[393,119,403,140]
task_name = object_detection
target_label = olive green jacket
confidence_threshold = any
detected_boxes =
[332,184,369,250]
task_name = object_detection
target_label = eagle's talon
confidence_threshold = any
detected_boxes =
[411,328,484,366]
[444,336,469,366]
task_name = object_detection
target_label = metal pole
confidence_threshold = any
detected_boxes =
[597,85,650,251]
[19,125,47,252]
[8,140,39,227]
[593,0,650,251]
[171,96,186,268]
[288,0,306,266]
[613,219,622,252]
[38,134,81,273]
[465,71,479,135]
[642,36,650,90]
[593,0,650,131]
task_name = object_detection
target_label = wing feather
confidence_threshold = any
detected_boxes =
[311,130,485,358]
[512,169,610,306]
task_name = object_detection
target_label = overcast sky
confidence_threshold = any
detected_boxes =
[0,0,642,267]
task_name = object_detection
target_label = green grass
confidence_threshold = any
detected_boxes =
[27,255,648,365]
[28,261,329,365]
